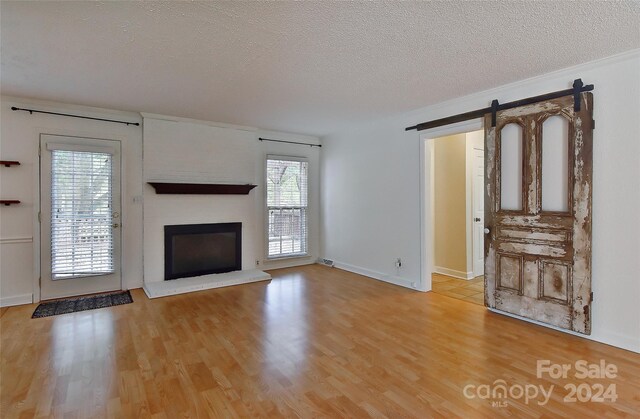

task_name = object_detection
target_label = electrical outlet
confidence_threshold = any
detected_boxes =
[395,258,402,268]
[256,259,260,266]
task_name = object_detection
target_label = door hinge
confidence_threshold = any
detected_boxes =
[592,120,595,129]
[38,212,41,223]
[38,144,41,157]
[590,291,594,302]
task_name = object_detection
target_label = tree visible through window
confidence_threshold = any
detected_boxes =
[266,157,308,258]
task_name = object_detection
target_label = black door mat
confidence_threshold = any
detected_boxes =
[32,290,133,318]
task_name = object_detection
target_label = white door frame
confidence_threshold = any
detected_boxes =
[419,119,484,292]
[39,134,123,300]
[471,145,485,277]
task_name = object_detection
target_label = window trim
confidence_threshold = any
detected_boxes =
[264,155,309,260]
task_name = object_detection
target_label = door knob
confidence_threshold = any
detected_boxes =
[484,228,490,235]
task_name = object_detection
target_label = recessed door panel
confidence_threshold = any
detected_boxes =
[497,254,523,292]
[541,261,571,302]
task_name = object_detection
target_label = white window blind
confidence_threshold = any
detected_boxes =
[51,150,114,279]
[266,157,308,258]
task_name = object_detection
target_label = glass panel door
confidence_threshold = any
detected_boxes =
[40,135,122,300]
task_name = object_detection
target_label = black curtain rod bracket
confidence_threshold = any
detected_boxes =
[11,107,140,126]
[405,78,594,132]
[259,137,321,148]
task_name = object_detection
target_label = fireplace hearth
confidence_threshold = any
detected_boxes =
[164,222,241,280]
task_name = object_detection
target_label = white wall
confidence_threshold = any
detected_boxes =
[142,115,321,284]
[0,97,144,305]
[320,117,421,289]
[321,50,640,352]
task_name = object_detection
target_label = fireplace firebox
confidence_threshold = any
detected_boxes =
[164,222,242,280]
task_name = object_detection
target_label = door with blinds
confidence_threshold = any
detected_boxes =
[40,135,122,300]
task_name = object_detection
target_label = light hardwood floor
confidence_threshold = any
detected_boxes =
[432,273,484,305]
[1,265,639,418]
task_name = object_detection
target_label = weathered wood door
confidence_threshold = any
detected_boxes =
[484,92,593,334]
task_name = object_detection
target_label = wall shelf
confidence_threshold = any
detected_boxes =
[148,182,257,195]
[1,162,22,205]
[0,200,21,206]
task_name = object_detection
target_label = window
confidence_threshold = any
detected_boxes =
[266,156,308,258]
[51,149,114,279]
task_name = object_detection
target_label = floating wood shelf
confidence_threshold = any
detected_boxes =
[0,200,20,206]
[148,182,257,195]
[0,161,20,167]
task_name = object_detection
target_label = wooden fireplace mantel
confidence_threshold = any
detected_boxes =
[147,182,257,195]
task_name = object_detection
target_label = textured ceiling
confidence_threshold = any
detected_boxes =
[1,1,639,136]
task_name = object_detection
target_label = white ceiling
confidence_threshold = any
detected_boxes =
[2,2,639,136]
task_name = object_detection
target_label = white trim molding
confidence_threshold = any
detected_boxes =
[332,260,418,290]
[140,112,257,132]
[0,293,33,308]
[433,266,475,280]
[0,237,33,244]
[489,309,640,354]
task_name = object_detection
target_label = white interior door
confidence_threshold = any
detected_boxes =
[40,134,122,300]
[472,147,485,277]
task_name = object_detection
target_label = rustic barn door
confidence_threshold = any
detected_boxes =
[484,92,593,334]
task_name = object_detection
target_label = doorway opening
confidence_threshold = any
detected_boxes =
[419,121,485,305]
[431,130,484,305]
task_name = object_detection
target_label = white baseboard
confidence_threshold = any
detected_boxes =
[433,266,475,280]
[589,330,640,354]
[331,260,418,290]
[143,269,271,299]
[0,293,33,307]
[489,309,640,354]
[261,256,316,270]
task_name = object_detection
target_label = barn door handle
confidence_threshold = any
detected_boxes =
[484,228,490,235]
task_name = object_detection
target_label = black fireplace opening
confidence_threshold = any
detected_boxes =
[164,222,242,280]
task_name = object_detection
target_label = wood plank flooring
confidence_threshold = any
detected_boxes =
[1,264,639,418]
[432,273,484,305]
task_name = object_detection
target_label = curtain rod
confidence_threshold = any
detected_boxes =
[11,106,140,126]
[259,137,321,147]
[405,79,594,132]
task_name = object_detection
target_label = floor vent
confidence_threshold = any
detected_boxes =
[318,258,334,267]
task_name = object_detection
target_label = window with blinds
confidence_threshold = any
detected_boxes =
[266,156,308,258]
[51,150,114,279]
